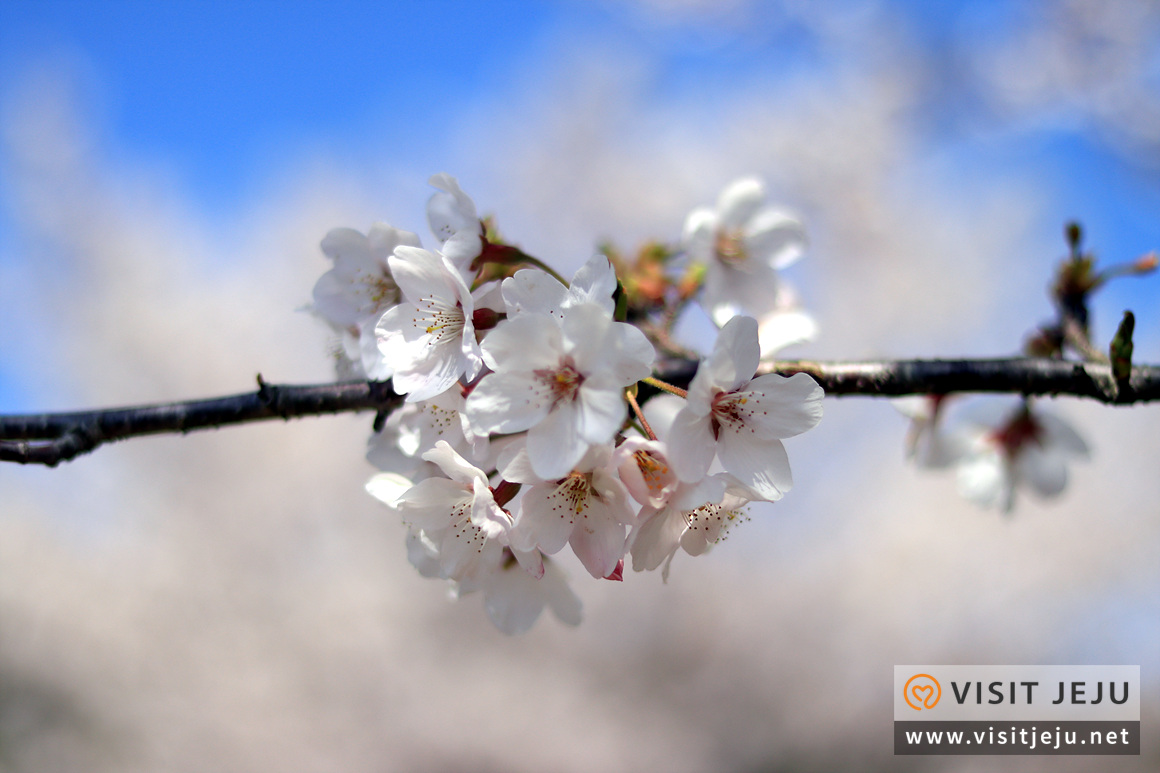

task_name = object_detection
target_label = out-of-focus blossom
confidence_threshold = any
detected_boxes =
[310,223,421,378]
[683,176,808,328]
[955,402,1090,514]
[895,394,964,469]
[458,551,583,635]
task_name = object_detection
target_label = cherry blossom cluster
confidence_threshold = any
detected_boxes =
[307,174,823,633]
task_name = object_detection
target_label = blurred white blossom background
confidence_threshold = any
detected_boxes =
[0,1,1158,770]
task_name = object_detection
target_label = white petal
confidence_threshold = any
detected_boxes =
[366,222,421,254]
[681,207,719,263]
[641,394,684,441]
[716,431,793,501]
[365,473,413,510]
[471,477,511,538]
[567,254,618,313]
[1017,445,1069,498]
[671,474,729,511]
[527,402,588,480]
[957,447,1011,511]
[358,317,393,380]
[716,177,765,230]
[464,371,553,435]
[495,440,540,485]
[758,310,817,358]
[736,372,824,439]
[441,229,483,274]
[667,408,717,483]
[479,312,562,372]
[568,505,627,579]
[311,271,365,327]
[714,261,784,320]
[320,227,372,264]
[389,247,458,304]
[502,268,569,318]
[511,546,545,579]
[482,567,547,635]
[630,506,686,573]
[1037,412,1090,458]
[576,383,627,445]
[512,482,578,555]
[707,315,761,394]
[391,339,470,403]
[405,529,444,579]
[543,559,583,626]
[743,208,806,270]
[421,440,486,487]
[427,173,478,242]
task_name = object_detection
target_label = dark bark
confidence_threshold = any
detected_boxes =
[2,357,1156,467]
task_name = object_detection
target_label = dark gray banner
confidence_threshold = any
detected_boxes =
[894,721,1140,755]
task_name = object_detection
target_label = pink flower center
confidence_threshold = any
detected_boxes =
[684,501,749,544]
[709,390,761,440]
[553,472,596,517]
[714,229,748,265]
[991,409,1043,457]
[632,449,670,495]
[533,358,585,407]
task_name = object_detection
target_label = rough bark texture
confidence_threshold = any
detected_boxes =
[2,358,1156,466]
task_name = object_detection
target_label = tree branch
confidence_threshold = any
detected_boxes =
[2,357,1157,467]
[0,378,404,467]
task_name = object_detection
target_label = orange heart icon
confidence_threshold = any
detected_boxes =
[903,673,941,710]
[912,685,934,707]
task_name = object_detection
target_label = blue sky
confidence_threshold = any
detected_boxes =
[2,0,1159,406]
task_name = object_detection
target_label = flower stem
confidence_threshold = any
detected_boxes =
[641,377,688,399]
[625,389,656,440]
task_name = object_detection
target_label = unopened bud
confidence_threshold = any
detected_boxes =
[1133,252,1158,274]
[1065,221,1083,253]
[472,307,502,331]
[1110,310,1135,385]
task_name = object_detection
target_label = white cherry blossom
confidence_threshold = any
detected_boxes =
[668,315,823,501]
[465,302,655,479]
[456,550,583,635]
[756,284,818,359]
[613,435,679,509]
[895,394,965,469]
[631,484,750,581]
[502,443,636,580]
[683,176,807,327]
[310,223,422,378]
[312,224,420,328]
[501,254,618,319]
[955,402,1089,513]
[376,246,487,402]
[385,441,511,583]
[366,385,488,474]
[427,173,483,274]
